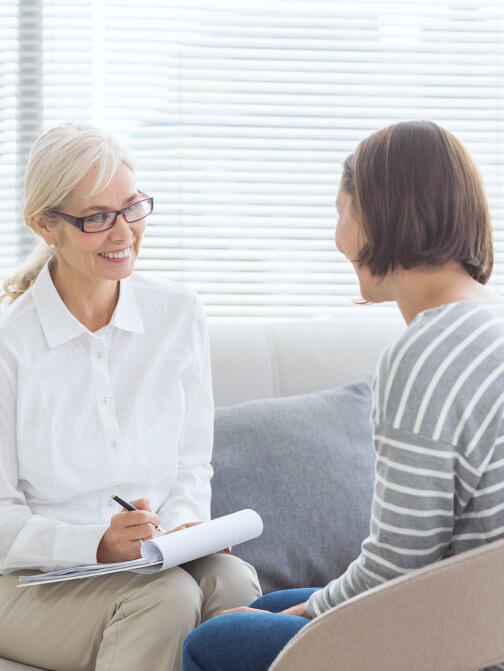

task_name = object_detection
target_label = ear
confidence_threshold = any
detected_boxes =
[31,213,58,248]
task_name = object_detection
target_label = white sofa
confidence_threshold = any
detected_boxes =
[4,312,504,670]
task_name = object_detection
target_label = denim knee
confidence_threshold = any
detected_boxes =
[183,611,310,671]
[250,588,320,612]
[183,618,221,671]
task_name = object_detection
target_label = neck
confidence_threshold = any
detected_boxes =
[49,257,119,332]
[392,262,502,325]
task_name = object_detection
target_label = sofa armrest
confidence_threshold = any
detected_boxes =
[270,538,504,671]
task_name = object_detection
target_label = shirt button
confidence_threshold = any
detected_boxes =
[97,352,104,359]
[102,396,109,405]
[111,441,119,449]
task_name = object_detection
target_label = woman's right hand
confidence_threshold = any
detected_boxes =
[96,498,161,563]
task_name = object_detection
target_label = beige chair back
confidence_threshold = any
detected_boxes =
[271,538,504,671]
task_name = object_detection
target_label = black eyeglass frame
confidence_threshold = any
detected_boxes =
[48,190,154,233]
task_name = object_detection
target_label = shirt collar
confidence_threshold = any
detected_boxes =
[32,262,145,349]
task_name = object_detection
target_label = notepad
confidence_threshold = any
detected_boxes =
[18,509,263,587]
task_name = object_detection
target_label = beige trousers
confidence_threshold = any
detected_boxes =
[0,553,261,671]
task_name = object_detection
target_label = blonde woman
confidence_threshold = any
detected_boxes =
[0,123,261,671]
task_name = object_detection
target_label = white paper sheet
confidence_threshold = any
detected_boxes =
[138,508,263,572]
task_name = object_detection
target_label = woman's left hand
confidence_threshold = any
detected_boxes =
[167,521,232,553]
[280,602,310,618]
[218,602,310,618]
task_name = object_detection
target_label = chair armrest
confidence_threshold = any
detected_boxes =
[270,538,504,671]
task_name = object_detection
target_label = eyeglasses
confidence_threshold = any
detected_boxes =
[49,191,154,233]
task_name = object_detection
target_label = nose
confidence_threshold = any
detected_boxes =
[111,213,134,240]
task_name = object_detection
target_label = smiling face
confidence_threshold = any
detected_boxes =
[44,163,147,283]
[335,187,392,303]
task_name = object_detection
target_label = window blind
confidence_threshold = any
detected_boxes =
[2,0,504,317]
[1,1,18,272]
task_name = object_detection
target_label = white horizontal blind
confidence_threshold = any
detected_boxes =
[4,0,504,317]
[42,2,93,127]
[1,0,94,276]
[102,0,504,316]
[0,0,18,274]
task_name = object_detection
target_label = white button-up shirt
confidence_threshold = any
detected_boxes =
[0,262,214,573]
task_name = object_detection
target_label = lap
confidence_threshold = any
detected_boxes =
[0,565,201,620]
[183,551,258,584]
[0,567,202,670]
[0,556,261,669]
[183,553,262,621]
[0,556,248,615]
[183,588,319,671]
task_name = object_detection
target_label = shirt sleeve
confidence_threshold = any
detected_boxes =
[306,345,485,618]
[0,349,108,573]
[305,424,463,617]
[156,296,214,529]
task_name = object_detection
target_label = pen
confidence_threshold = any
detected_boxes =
[110,493,167,534]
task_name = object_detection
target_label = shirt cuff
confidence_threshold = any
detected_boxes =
[305,589,325,618]
[53,522,109,566]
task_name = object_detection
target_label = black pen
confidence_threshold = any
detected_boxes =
[110,493,167,534]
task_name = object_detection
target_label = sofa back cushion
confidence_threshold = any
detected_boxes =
[209,318,405,407]
[211,376,375,594]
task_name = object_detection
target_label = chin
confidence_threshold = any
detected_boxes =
[359,284,383,304]
[357,271,391,304]
[115,261,136,280]
[97,257,136,281]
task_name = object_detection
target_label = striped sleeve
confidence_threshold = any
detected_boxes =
[305,424,466,617]
[305,303,504,619]
[305,312,492,618]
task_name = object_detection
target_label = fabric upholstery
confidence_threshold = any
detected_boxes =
[209,315,405,407]
[211,376,375,594]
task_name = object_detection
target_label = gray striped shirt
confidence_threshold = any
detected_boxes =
[306,300,504,666]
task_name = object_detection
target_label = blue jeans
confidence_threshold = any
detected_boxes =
[183,588,319,671]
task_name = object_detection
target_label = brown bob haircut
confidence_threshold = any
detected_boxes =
[341,120,493,283]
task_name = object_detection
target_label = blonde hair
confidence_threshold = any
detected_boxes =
[1,122,135,308]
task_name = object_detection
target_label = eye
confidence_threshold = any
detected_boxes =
[125,201,141,211]
[123,200,151,221]
[87,213,108,224]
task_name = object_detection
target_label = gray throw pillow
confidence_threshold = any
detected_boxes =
[211,375,375,594]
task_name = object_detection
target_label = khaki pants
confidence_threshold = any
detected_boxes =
[0,553,261,671]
